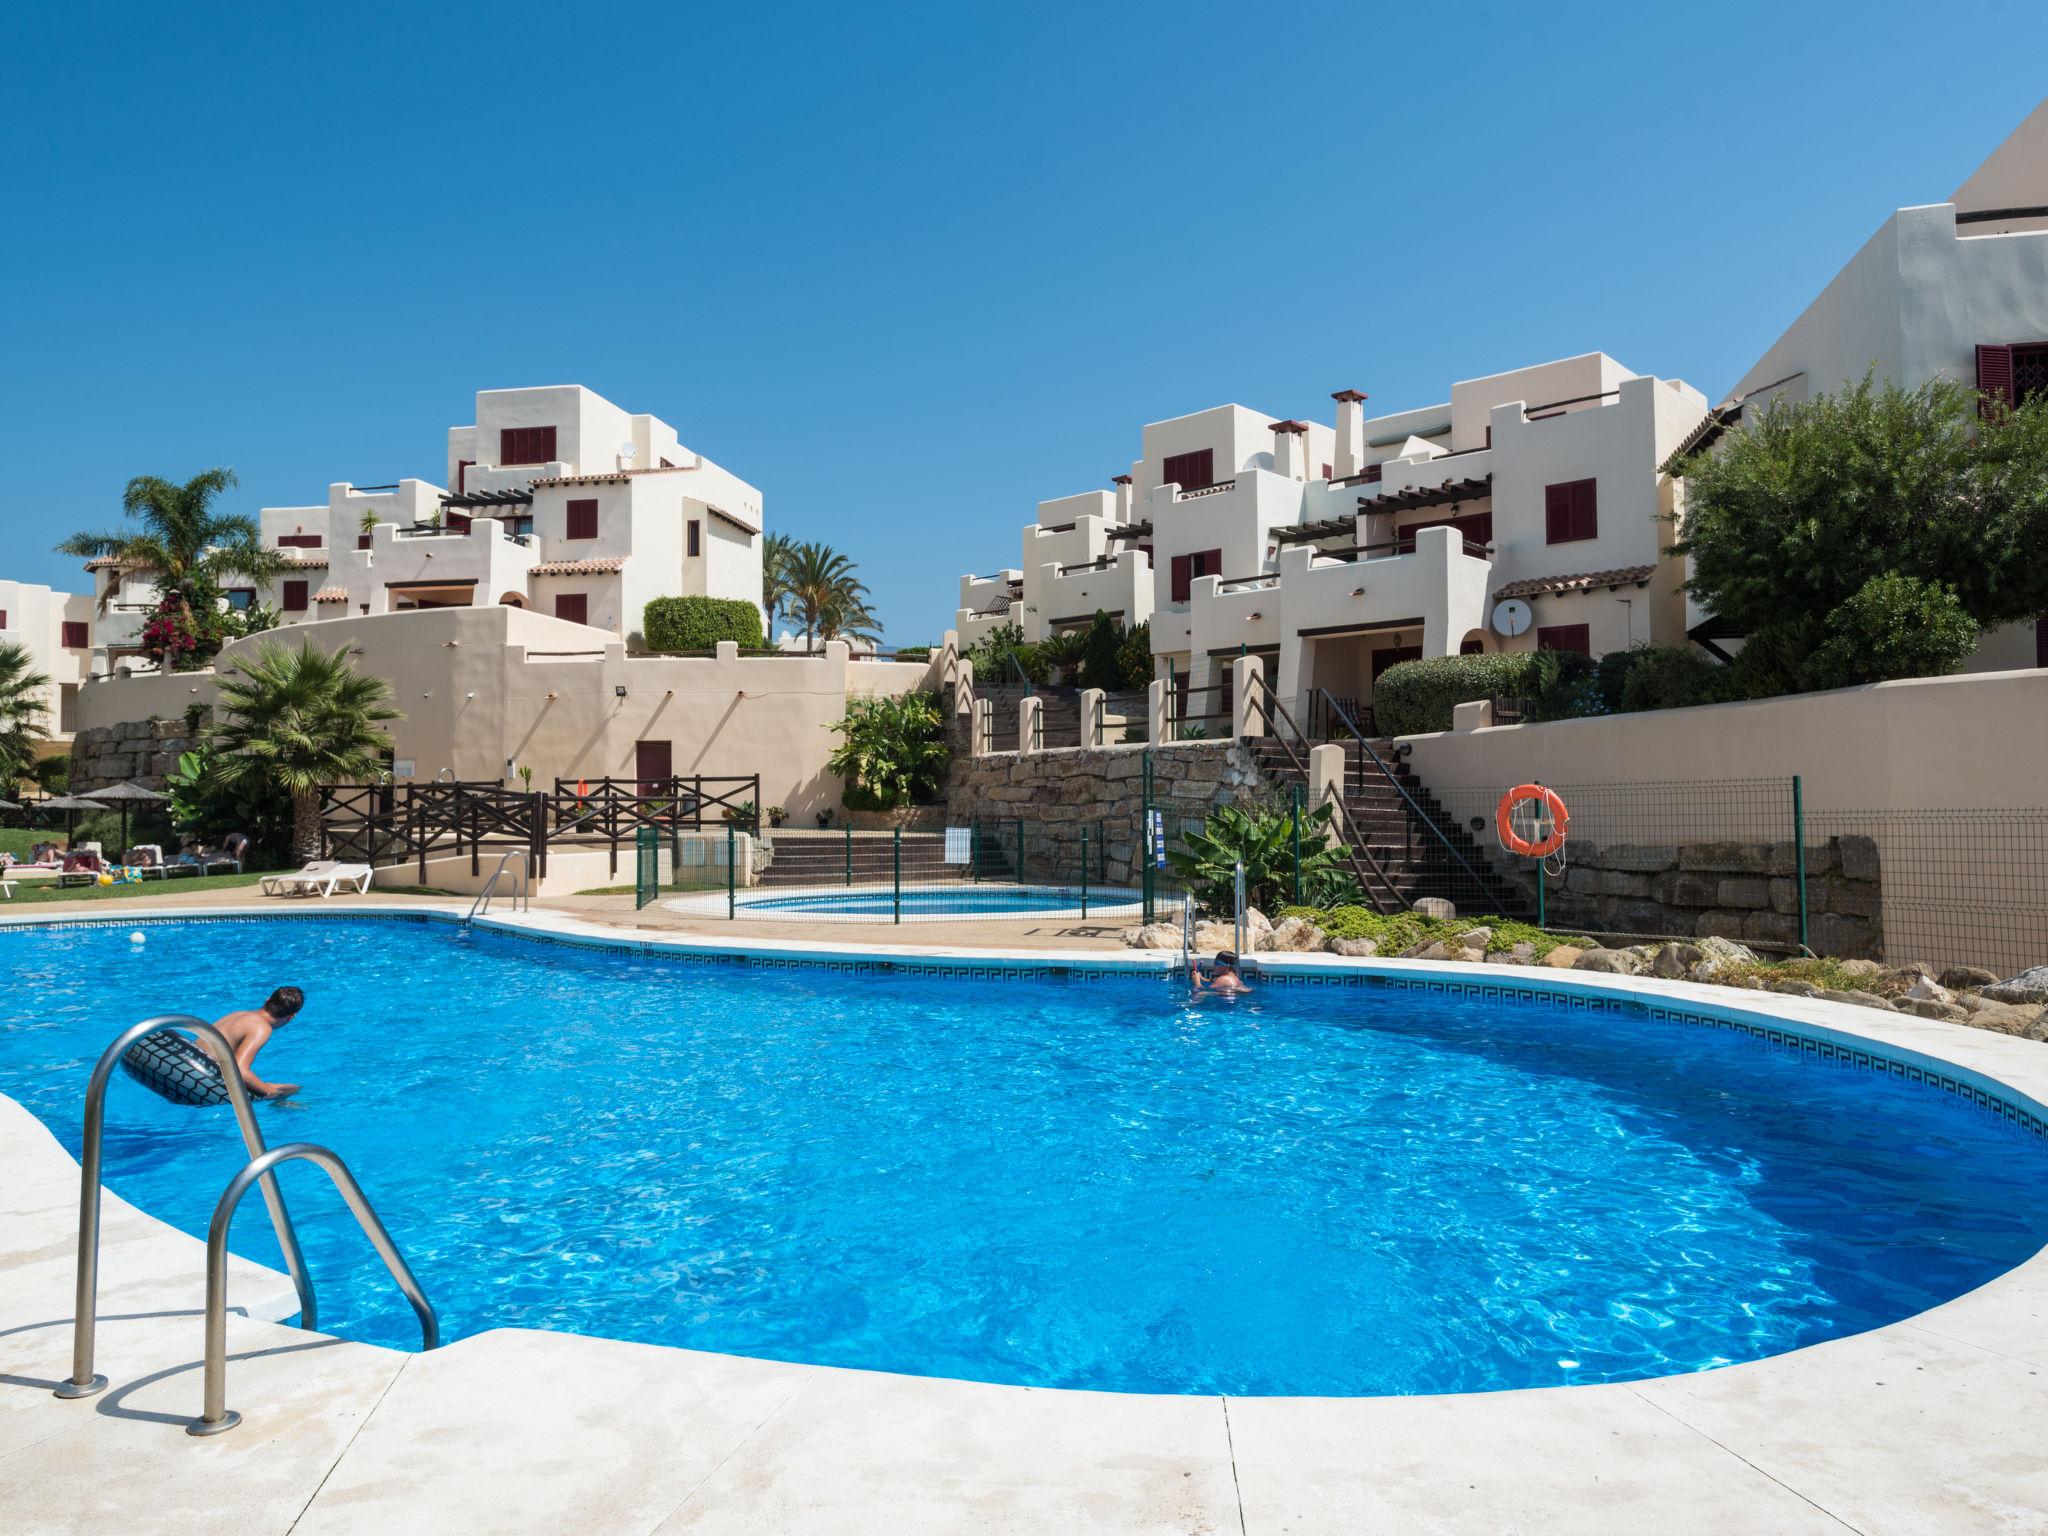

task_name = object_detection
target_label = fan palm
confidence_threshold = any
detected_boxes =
[785,541,876,650]
[57,468,291,608]
[761,532,798,637]
[207,639,402,862]
[0,642,51,789]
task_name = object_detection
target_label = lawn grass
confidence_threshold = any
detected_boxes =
[1,871,267,905]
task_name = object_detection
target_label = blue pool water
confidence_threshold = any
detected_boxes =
[736,884,1142,917]
[3,916,2044,1397]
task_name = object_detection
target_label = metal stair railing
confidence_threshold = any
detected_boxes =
[466,847,531,923]
[57,1017,318,1402]
[1246,677,1408,913]
[1314,688,1508,910]
[189,1142,438,1436]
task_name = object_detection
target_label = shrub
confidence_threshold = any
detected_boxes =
[642,596,765,652]
[1800,572,1980,691]
[826,692,949,810]
[1077,612,1126,691]
[1592,644,1741,714]
[1372,650,1597,735]
[1114,620,1154,692]
[1168,802,1360,912]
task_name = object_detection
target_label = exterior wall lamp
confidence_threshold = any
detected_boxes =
[1351,587,1365,597]
[614,684,628,698]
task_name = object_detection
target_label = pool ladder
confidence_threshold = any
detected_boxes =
[55,1017,439,1436]
[466,847,532,925]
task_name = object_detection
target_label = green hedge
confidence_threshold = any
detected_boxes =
[641,596,764,651]
[1372,650,1596,735]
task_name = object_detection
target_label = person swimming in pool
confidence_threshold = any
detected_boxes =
[1195,950,1252,996]
[213,986,305,1100]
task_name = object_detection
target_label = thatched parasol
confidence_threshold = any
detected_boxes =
[82,781,169,858]
[36,794,106,845]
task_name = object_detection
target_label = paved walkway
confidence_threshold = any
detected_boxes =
[2,910,2046,1532]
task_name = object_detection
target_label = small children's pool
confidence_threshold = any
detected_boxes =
[3,915,2045,1398]
[718,883,1146,920]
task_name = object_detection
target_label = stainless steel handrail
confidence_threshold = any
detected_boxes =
[57,1017,317,1401]
[189,1142,438,1436]
[466,846,531,922]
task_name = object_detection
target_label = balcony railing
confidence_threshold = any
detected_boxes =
[1055,556,1119,576]
[1308,538,1492,564]
[1215,572,1281,594]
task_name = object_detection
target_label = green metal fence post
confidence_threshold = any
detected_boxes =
[1081,827,1090,918]
[1142,750,1155,924]
[892,826,902,924]
[1793,774,1809,952]
[1290,783,1302,906]
[725,820,736,919]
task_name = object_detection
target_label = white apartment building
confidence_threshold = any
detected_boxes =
[89,385,764,670]
[960,356,1707,722]
[0,580,97,752]
[1688,97,2048,672]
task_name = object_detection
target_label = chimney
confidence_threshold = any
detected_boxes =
[1112,474,1134,521]
[1270,420,1310,481]
[1331,390,1368,479]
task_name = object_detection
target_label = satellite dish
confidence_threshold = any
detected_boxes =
[618,442,638,462]
[1491,599,1533,638]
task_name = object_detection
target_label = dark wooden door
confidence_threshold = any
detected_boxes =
[1371,645,1422,682]
[635,740,672,797]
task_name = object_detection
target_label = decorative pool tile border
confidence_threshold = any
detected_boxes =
[7,909,2042,1139]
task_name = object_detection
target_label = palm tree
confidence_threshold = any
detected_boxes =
[57,469,291,608]
[784,541,877,650]
[208,639,402,862]
[0,642,51,789]
[761,532,798,638]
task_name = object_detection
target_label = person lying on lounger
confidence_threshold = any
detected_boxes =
[213,986,306,1100]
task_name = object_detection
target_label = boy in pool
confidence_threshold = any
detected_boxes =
[1196,951,1252,996]
[213,986,305,1100]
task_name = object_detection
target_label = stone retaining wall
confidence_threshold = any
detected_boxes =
[71,717,198,793]
[1533,836,1882,957]
[943,742,1262,887]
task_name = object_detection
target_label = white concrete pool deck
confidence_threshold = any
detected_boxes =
[1,904,2045,1533]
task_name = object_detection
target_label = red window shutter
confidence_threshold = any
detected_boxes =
[555,593,588,625]
[500,426,558,465]
[1201,548,1223,578]
[446,512,472,534]
[1545,483,1569,542]
[1546,480,1597,543]
[277,533,322,549]
[282,580,308,612]
[1536,623,1590,655]
[1321,462,1333,481]
[0,611,8,630]
[1170,554,1192,603]
[1978,344,2015,418]
[566,499,599,539]
[457,459,474,493]
[357,534,372,550]
[1364,463,1382,484]
[61,621,88,647]
[1162,449,1214,492]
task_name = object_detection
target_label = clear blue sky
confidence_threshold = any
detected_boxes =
[3,2,2043,641]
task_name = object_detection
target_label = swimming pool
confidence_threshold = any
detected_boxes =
[4,915,2044,1397]
[714,883,1146,920]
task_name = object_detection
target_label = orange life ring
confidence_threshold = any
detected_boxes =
[1497,784,1569,858]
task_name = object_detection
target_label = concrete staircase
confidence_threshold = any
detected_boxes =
[1244,735,1529,918]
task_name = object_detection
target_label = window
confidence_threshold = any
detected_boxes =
[1536,623,1590,655]
[565,499,599,540]
[456,459,474,493]
[225,588,255,612]
[357,534,372,550]
[1321,462,1333,481]
[446,511,472,534]
[687,519,701,557]
[276,533,323,549]
[1161,449,1214,493]
[61,620,89,647]
[281,580,309,613]
[1363,463,1382,484]
[555,593,588,625]
[0,611,7,629]
[1460,637,1485,656]
[500,425,558,465]
[1168,547,1223,603]
[1396,512,1493,554]
[1544,479,1598,543]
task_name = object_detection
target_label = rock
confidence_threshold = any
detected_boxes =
[1455,926,1492,951]
[1596,844,1679,874]
[1818,989,1894,1011]
[1836,958,1883,978]
[1985,966,2048,1004]
[1836,835,1880,882]
[1401,939,1474,962]
[1411,897,1457,920]
[1903,978,1954,1005]
[1329,937,1379,958]
[1122,924,1180,950]
[1574,949,1641,975]
[1900,998,1970,1023]
[1811,913,1880,959]
[1696,909,1750,942]
[1765,977,1819,997]
[1698,935,1757,965]
[1939,966,2000,991]
[1651,943,1704,979]
[1193,922,1236,953]
[1956,999,2043,1036]
[1648,871,1719,908]
[1715,877,1773,910]
[1540,946,1584,969]
[1678,841,1772,874]
[1268,917,1326,953]
[1741,910,1802,947]
[1245,907,1275,938]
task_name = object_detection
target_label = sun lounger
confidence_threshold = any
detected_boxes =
[262,861,337,896]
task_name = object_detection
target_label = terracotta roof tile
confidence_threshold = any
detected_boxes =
[313,586,350,603]
[1493,565,1657,601]
[527,557,628,577]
